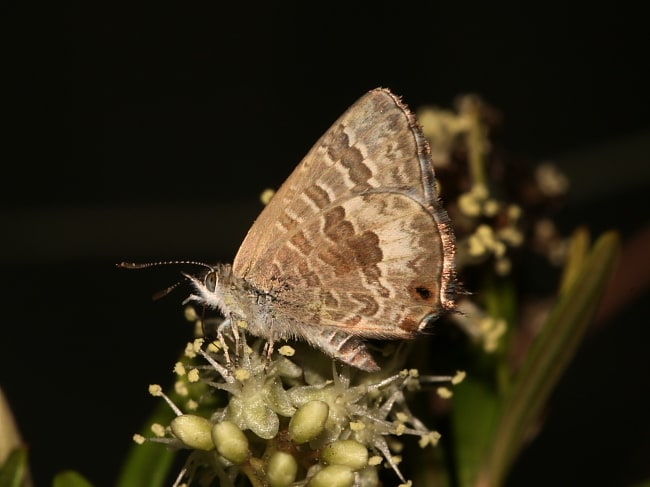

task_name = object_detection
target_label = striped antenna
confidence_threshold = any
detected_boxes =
[117,260,213,270]
[117,260,214,301]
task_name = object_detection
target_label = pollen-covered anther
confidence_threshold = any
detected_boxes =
[184,342,197,359]
[483,198,500,217]
[480,318,507,352]
[419,431,442,448]
[184,305,198,322]
[175,381,189,397]
[395,412,409,422]
[492,240,507,258]
[495,257,512,276]
[507,203,522,220]
[472,183,489,200]
[368,455,383,466]
[260,188,276,205]
[234,368,250,381]
[437,387,453,399]
[187,368,200,383]
[174,362,186,376]
[479,317,496,333]
[458,192,482,217]
[468,234,488,257]
[278,345,295,357]
[468,223,502,258]
[150,423,166,437]
[535,161,569,197]
[452,371,467,385]
[192,338,204,353]
[498,226,524,247]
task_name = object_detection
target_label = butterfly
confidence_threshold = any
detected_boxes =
[127,88,457,372]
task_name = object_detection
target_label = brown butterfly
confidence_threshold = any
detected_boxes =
[128,88,457,372]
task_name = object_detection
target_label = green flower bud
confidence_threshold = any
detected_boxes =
[322,440,368,470]
[267,451,298,487]
[211,421,249,464]
[309,465,355,487]
[170,415,214,451]
[289,400,329,444]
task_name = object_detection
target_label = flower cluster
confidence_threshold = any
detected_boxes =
[417,94,570,353]
[135,309,463,487]
[134,93,574,487]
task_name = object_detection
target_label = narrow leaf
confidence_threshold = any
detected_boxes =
[478,230,620,486]
[52,471,94,487]
[0,448,29,487]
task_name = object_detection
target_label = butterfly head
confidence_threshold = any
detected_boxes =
[182,263,244,318]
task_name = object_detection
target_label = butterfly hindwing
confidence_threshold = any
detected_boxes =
[231,88,455,336]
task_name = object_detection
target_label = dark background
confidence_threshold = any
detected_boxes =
[2,3,649,487]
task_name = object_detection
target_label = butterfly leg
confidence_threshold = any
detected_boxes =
[216,318,234,367]
[263,339,276,366]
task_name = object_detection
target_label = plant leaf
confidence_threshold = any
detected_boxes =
[477,229,621,486]
[0,448,29,487]
[52,471,94,487]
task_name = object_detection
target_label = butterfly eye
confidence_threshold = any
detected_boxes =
[204,271,218,292]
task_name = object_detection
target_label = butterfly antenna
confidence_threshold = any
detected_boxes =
[151,281,185,301]
[117,260,214,301]
[117,260,213,270]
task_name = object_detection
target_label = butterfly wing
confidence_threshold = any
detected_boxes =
[232,88,456,337]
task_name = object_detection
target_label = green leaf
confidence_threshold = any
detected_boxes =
[52,471,94,487]
[115,401,178,487]
[478,229,621,487]
[558,226,591,296]
[0,448,29,487]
